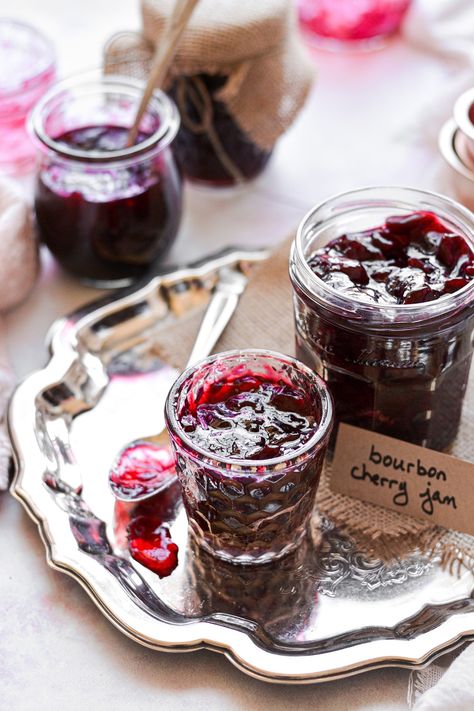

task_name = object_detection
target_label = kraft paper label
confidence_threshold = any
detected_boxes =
[330,424,474,536]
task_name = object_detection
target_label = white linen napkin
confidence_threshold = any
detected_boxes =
[409,646,474,710]
[0,177,38,490]
[404,0,474,64]
[402,1,474,708]
[402,0,474,147]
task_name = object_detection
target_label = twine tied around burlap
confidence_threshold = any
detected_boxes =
[104,0,315,181]
[154,237,474,574]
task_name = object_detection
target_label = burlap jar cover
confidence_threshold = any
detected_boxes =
[104,0,315,164]
[155,237,474,573]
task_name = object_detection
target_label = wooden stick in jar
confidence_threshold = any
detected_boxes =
[127,0,200,147]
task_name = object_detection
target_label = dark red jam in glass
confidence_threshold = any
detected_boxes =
[168,74,272,187]
[30,74,182,286]
[187,535,318,636]
[165,349,332,565]
[290,188,474,451]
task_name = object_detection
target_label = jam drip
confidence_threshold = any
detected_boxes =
[114,482,181,578]
[180,372,317,460]
[309,211,474,305]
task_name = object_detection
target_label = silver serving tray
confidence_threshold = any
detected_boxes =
[9,249,474,684]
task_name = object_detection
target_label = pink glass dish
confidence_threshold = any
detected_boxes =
[297,0,412,49]
[0,20,55,175]
[165,349,333,565]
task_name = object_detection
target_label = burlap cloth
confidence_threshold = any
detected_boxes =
[156,237,474,572]
[104,0,315,152]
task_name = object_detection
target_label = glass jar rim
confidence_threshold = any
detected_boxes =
[292,185,474,325]
[28,71,180,165]
[165,348,333,471]
[0,19,55,99]
[453,87,474,143]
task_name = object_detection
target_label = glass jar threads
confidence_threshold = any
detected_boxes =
[29,73,182,287]
[290,187,474,451]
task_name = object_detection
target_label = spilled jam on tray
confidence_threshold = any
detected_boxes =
[179,370,318,460]
[114,480,181,579]
[308,211,474,305]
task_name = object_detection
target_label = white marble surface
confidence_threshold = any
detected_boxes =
[1,1,468,709]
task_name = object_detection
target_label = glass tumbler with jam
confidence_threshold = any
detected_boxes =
[29,74,182,287]
[165,349,333,565]
[290,187,474,452]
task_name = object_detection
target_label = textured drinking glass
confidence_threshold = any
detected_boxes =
[29,73,182,287]
[0,20,55,175]
[290,187,474,451]
[165,349,333,565]
[298,0,412,48]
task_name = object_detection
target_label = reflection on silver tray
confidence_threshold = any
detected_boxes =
[9,248,474,684]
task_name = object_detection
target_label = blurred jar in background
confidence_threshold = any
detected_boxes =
[29,74,182,287]
[104,0,315,189]
[297,0,412,49]
[0,20,56,175]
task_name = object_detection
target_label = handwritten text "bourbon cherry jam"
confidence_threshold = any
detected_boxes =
[351,444,457,516]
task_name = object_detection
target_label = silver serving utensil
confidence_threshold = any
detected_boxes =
[109,264,248,502]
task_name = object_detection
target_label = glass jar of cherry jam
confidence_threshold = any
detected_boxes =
[165,349,333,565]
[290,187,474,452]
[168,74,272,187]
[29,74,182,287]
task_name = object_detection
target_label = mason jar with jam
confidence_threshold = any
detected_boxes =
[29,73,182,287]
[290,187,474,451]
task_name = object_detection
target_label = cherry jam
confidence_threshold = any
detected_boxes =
[168,74,272,186]
[166,351,332,565]
[309,212,474,305]
[291,192,474,451]
[298,0,411,45]
[180,372,317,460]
[109,441,176,501]
[34,124,182,285]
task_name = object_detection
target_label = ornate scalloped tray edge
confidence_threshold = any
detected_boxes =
[9,248,474,684]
